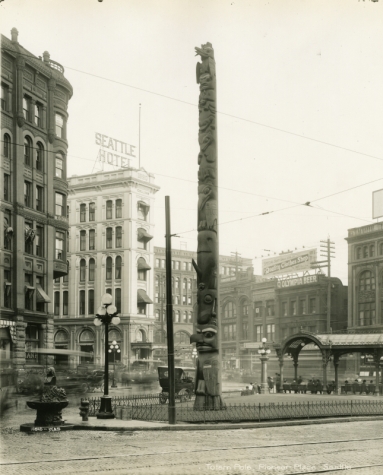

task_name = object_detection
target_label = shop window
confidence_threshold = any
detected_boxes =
[36,142,44,171]
[80,204,86,222]
[24,136,32,166]
[89,258,95,282]
[25,324,39,364]
[89,229,95,250]
[106,256,113,280]
[89,202,95,221]
[80,230,86,251]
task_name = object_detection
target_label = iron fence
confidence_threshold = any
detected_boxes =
[87,398,383,421]
[88,393,163,415]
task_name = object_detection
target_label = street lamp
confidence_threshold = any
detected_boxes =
[257,337,271,394]
[108,340,120,388]
[191,347,198,368]
[93,293,120,419]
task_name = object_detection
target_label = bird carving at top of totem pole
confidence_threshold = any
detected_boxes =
[195,43,215,84]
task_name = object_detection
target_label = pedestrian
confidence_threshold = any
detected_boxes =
[268,376,274,394]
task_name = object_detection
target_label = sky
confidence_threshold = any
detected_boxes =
[2,0,383,284]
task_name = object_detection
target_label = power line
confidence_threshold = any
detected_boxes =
[3,47,383,164]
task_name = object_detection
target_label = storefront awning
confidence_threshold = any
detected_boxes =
[36,285,51,303]
[137,229,153,242]
[137,258,151,270]
[137,289,153,304]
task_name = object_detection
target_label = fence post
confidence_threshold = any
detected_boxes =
[308,401,309,419]
[258,403,261,422]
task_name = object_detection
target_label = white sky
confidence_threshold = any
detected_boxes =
[2,0,383,285]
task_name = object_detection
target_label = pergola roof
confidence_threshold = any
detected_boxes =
[315,333,383,346]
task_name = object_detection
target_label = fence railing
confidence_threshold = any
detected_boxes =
[88,398,383,422]
[88,393,163,415]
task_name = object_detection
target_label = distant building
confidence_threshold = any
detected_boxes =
[153,247,253,365]
[53,168,159,369]
[1,29,73,369]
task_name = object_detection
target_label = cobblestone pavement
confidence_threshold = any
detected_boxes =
[1,420,383,474]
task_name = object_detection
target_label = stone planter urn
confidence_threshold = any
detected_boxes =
[27,400,68,426]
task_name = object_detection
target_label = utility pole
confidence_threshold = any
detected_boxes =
[319,239,335,332]
[231,251,241,276]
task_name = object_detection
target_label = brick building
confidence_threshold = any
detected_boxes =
[1,29,73,370]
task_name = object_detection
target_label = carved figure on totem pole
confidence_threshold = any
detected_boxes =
[190,43,225,410]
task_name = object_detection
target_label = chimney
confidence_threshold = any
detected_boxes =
[43,51,50,64]
[11,28,19,43]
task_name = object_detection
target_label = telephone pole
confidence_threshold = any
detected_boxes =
[320,239,335,332]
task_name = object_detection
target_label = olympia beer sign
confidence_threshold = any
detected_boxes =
[262,249,317,278]
[95,133,136,168]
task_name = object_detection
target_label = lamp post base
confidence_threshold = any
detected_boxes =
[96,396,115,419]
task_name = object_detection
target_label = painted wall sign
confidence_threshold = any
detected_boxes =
[262,249,317,277]
[95,133,136,168]
[277,274,318,288]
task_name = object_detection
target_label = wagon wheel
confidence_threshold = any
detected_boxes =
[178,389,189,402]
[159,393,168,404]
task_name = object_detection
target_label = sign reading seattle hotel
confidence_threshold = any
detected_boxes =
[95,133,136,168]
[262,249,317,278]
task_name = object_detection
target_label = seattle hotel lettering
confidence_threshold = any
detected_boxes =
[95,133,136,168]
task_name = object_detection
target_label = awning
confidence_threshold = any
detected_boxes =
[137,258,151,270]
[137,229,153,242]
[25,285,35,296]
[137,289,153,304]
[36,285,51,303]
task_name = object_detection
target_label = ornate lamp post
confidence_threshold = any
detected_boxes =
[108,340,120,388]
[191,347,198,368]
[93,293,120,419]
[258,337,271,394]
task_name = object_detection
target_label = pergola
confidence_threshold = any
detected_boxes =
[274,331,383,395]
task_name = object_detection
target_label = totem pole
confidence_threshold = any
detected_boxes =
[190,43,225,410]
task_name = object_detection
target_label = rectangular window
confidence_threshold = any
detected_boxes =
[299,299,306,315]
[55,231,64,260]
[24,181,32,207]
[80,204,86,222]
[156,259,160,268]
[138,270,147,281]
[79,290,85,315]
[4,211,12,251]
[54,292,60,316]
[309,298,316,314]
[4,269,11,308]
[1,84,8,111]
[255,325,263,342]
[23,96,29,121]
[35,226,43,257]
[242,321,248,340]
[55,113,64,138]
[34,104,41,127]
[80,231,86,251]
[36,186,43,212]
[106,228,113,249]
[89,230,95,250]
[89,203,95,221]
[267,323,275,342]
[115,288,121,314]
[88,290,94,315]
[25,221,33,254]
[116,199,122,218]
[55,193,64,216]
[290,301,297,316]
[55,155,63,178]
[282,302,287,316]
[266,300,274,317]
[188,296,192,305]
[25,273,33,310]
[106,200,113,219]
[182,295,186,305]
[4,174,10,201]
[63,291,68,315]
[116,227,122,248]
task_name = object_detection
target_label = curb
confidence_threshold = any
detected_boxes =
[71,414,383,432]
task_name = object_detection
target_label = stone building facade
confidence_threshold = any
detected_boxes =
[52,168,159,369]
[1,29,73,370]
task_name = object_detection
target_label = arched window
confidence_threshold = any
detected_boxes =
[115,256,122,279]
[80,204,86,222]
[241,300,249,316]
[182,311,187,322]
[188,279,192,290]
[80,259,86,282]
[175,277,180,289]
[174,331,189,345]
[356,247,362,260]
[224,301,236,318]
[106,227,113,248]
[136,329,146,342]
[89,229,95,250]
[3,134,11,158]
[106,256,113,280]
[183,279,187,290]
[89,258,95,282]
[80,230,86,251]
[359,270,375,291]
[115,288,121,313]
[36,142,44,171]
[363,246,368,258]
[106,200,113,219]
[79,329,94,363]
[24,136,32,166]
[89,202,95,221]
[88,289,94,314]
[115,226,122,248]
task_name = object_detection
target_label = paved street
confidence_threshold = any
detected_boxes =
[1,415,383,475]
